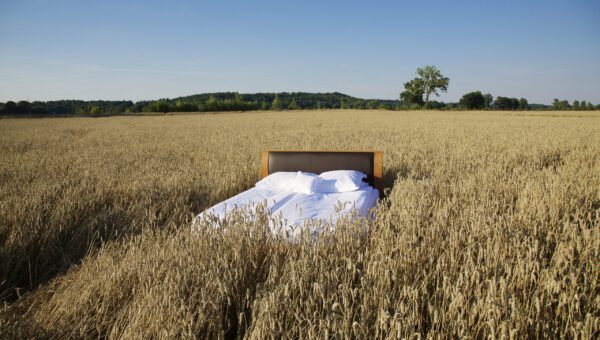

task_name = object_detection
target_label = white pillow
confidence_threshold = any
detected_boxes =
[255,171,323,194]
[291,171,323,195]
[317,170,367,193]
[255,172,298,190]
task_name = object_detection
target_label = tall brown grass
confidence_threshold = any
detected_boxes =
[0,110,598,338]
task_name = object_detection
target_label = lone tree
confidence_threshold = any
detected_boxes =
[418,65,449,104]
[459,91,485,109]
[400,65,449,108]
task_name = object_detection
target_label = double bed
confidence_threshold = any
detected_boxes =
[193,150,383,237]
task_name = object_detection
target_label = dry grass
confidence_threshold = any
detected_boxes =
[0,110,598,338]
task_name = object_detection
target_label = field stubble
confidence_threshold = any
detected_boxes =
[0,110,598,338]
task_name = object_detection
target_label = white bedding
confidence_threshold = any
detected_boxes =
[193,185,379,237]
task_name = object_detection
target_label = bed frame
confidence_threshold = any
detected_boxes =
[261,150,383,195]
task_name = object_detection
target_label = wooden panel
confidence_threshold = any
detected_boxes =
[373,151,383,195]
[260,150,269,178]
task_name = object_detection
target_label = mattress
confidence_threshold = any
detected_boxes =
[192,185,379,238]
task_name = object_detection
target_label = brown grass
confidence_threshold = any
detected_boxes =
[0,110,598,338]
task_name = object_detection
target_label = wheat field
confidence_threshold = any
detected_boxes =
[0,110,598,338]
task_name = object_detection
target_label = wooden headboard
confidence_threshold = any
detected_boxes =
[261,150,383,195]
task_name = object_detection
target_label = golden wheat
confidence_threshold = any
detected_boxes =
[0,110,598,338]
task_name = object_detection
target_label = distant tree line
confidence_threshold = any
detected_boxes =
[0,100,136,116]
[1,92,597,116]
[0,92,403,116]
[457,91,529,110]
[550,98,596,110]
[398,65,597,111]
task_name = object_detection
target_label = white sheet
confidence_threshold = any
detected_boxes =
[193,185,379,237]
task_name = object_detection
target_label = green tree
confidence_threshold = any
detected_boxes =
[90,106,101,116]
[552,99,569,110]
[288,98,298,110]
[552,98,560,110]
[366,100,379,109]
[518,98,528,110]
[510,98,520,110]
[3,101,17,114]
[573,100,580,110]
[459,91,485,109]
[483,93,493,109]
[416,65,449,105]
[233,93,242,104]
[174,100,197,112]
[149,100,171,113]
[272,95,282,110]
[260,101,269,110]
[205,96,219,111]
[580,100,587,110]
[16,101,32,114]
[494,97,519,110]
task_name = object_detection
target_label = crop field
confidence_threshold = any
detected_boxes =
[0,109,598,338]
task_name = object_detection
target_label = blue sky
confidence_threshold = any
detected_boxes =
[1,0,599,104]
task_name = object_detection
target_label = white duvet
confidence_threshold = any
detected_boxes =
[192,185,379,237]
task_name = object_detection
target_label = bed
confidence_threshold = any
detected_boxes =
[193,150,383,237]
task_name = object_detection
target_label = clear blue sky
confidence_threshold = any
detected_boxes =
[1,0,599,104]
